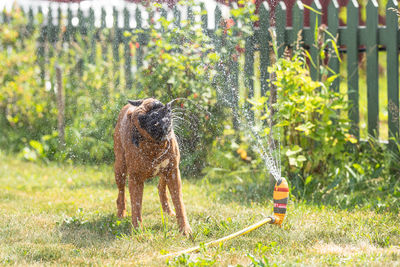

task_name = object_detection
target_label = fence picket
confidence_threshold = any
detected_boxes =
[275,2,286,58]
[113,7,120,89]
[200,3,208,32]
[173,6,180,28]
[386,0,399,149]
[327,0,339,92]
[123,7,132,91]
[366,0,379,137]
[214,5,222,51]
[37,6,45,83]
[292,0,304,43]
[88,7,95,63]
[135,7,143,73]
[48,6,55,45]
[57,6,61,41]
[309,0,321,81]
[100,7,108,61]
[259,1,270,96]
[230,3,239,130]
[187,6,194,22]
[66,6,73,42]
[2,7,7,23]
[160,7,167,34]
[346,0,360,139]
[77,6,85,36]
[245,35,255,102]
[27,7,34,35]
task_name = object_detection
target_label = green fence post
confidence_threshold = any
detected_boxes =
[214,5,222,51]
[386,0,399,150]
[77,6,85,77]
[200,3,208,34]
[230,3,239,130]
[292,0,304,43]
[187,5,194,22]
[135,7,143,69]
[245,34,255,121]
[309,0,321,81]
[123,7,132,91]
[88,7,96,63]
[135,6,143,93]
[100,7,108,61]
[113,7,120,89]
[160,7,167,33]
[275,1,286,58]
[48,6,55,48]
[2,7,7,24]
[327,0,340,92]
[259,1,270,97]
[57,5,61,42]
[66,6,72,42]
[27,7,34,36]
[77,6,85,36]
[366,0,379,138]
[346,0,360,139]
[173,5,181,28]
[213,5,224,103]
[38,6,45,84]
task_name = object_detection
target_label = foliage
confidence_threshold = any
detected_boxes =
[258,52,351,184]
[0,8,57,153]
[0,9,126,164]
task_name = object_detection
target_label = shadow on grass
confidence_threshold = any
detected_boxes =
[58,212,178,248]
[58,213,132,247]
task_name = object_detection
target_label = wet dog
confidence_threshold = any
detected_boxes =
[113,98,192,236]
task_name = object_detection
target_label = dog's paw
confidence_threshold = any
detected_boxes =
[180,225,193,237]
[117,210,126,218]
[168,210,176,217]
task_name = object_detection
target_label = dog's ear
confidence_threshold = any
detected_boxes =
[128,99,143,106]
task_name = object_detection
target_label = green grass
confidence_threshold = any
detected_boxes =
[0,152,399,266]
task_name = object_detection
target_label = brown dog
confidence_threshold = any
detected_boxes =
[113,98,192,236]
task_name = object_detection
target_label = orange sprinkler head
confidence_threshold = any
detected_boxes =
[270,177,289,225]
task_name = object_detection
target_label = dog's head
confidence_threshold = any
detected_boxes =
[127,98,172,143]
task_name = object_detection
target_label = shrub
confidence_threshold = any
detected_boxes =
[0,8,57,153]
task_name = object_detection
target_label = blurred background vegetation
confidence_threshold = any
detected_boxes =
[0,1,399,213]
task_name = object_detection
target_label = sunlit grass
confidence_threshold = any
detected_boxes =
[0,152,399,266]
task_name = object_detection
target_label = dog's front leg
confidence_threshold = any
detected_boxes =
[128,177,144,228]
[166,168,192,236]
[158,176,175,217]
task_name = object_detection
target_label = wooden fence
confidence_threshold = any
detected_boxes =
[2,0,400,147]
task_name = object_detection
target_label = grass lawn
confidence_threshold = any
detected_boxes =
[0,152,399,266]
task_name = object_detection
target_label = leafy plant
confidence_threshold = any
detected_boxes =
[0,8,57,153]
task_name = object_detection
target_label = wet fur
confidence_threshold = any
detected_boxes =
[113,98,192,236]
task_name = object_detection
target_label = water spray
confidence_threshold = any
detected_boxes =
[162,177,289,259]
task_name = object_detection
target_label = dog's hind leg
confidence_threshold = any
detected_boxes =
[158,176,175,217]
[128,176,144,228]
[115,155,127,218]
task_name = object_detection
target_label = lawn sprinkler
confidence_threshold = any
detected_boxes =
[162,177,289,259]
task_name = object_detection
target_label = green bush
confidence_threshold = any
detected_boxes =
[263,52,352,188]
[0,9,57,154]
